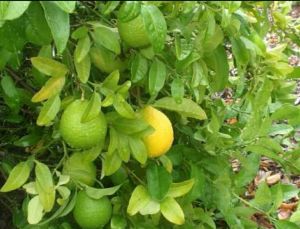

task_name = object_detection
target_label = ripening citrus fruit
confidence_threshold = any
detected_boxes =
[59,100,107,149]
[90,45,126,73]
[73,191,112,229]
[140,106,174,158]
[118,15,151,48]
[62,152,96,187]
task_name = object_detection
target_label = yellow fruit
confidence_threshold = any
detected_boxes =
[90,46,126,73]
[62,152,96,187]
[59,100,107,149]
[118,15,151,48]
[140,106,174,158]
[73,191,112,229]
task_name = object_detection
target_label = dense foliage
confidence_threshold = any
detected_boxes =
[1,1,300,229]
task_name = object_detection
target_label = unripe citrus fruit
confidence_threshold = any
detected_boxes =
[140,106,174,158]
[73,191,112,229]
[90,46,126,73]
[59,100,107,149]
[62,152,96,187]
[118,15,151,48]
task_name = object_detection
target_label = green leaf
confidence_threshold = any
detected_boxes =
[0,1,30,21]
[287,66,300,79]
[27,195,44,225]
[139,199,160,215]
[75,35,91,63]
[110,215,127,229]
[127,185,150,216]
[103,152,122,176]
[160,197,185,225]
[148,58,166,96]
[128,137,147,164]
[230,37,249,66]
[71,26,88,40]
[92,25,120,55]
[141,5,167,52]
[112,116,152,135]
[166,179,195,198]
[171,78,184,103]
[85,184,122,199]
[41,2,70,54]
[175,36,193,61]
[251,182,272,212]
[0,161,31,192]
[108,127,119,155]
[37,95,61,126]
[118,1,141,22]
[131,53,148,83]
[102,70,120,91]
[245,144,283,163]
[35,161,55,212]
[117,134,130,162]
[75,54,91,83]
[81,92,101,123]
[54,1,76,13]
[204,45,229,92]
[113,94,136,119]
[31,57,69,77]
[25,2,52,46]
[153,97,207,120]
[146,163,172,201]
[102,1,120,15]
[31,75,65,102]
[1,75,20,111]
[275,220,299,229]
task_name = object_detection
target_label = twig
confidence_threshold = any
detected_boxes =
[5,67,35,93]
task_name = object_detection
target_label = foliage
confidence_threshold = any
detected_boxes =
[0,1,300,228]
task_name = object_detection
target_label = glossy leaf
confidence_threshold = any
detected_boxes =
[148,58,166,96]
[171,78,184,103]
[118,1,141,22]
[27,195,44,225]
[41,2,70,54]
[25,2,52,46]
[85,184,122,199]
[81,92,101,123]
[204,45,229,92]
[113,94,136,119]
[37,95,61,126]
[0,1,30,20]
[75,54,91,83]
[166,179,195,198]
[102,1,120,15]
[146,163,172,201]
[141,5,167,52]
[0,161,31,192]
[31,57,68,77]
[129,137,147,164]
[92,25,120,55]
[75,35,91,63]
[160,197,185,225]
[131,53,148,83]
[153,97,207,120]
[127,185,150,216]
[31,75,65,102]
[35,161,55,212]
[103,152,122,176]
[54,1,76,13]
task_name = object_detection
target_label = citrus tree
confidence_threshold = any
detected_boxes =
[1,1,300,229]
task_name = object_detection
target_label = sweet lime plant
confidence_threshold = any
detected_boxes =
[1,1,300,229]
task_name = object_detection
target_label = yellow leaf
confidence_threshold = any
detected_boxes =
[31,76,65,103]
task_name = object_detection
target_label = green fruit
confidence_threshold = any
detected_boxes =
[73,191,112,229]
[118,15,151,48]
[59,100,107,149]
[62,152,97,187]
[90,46,126,73]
